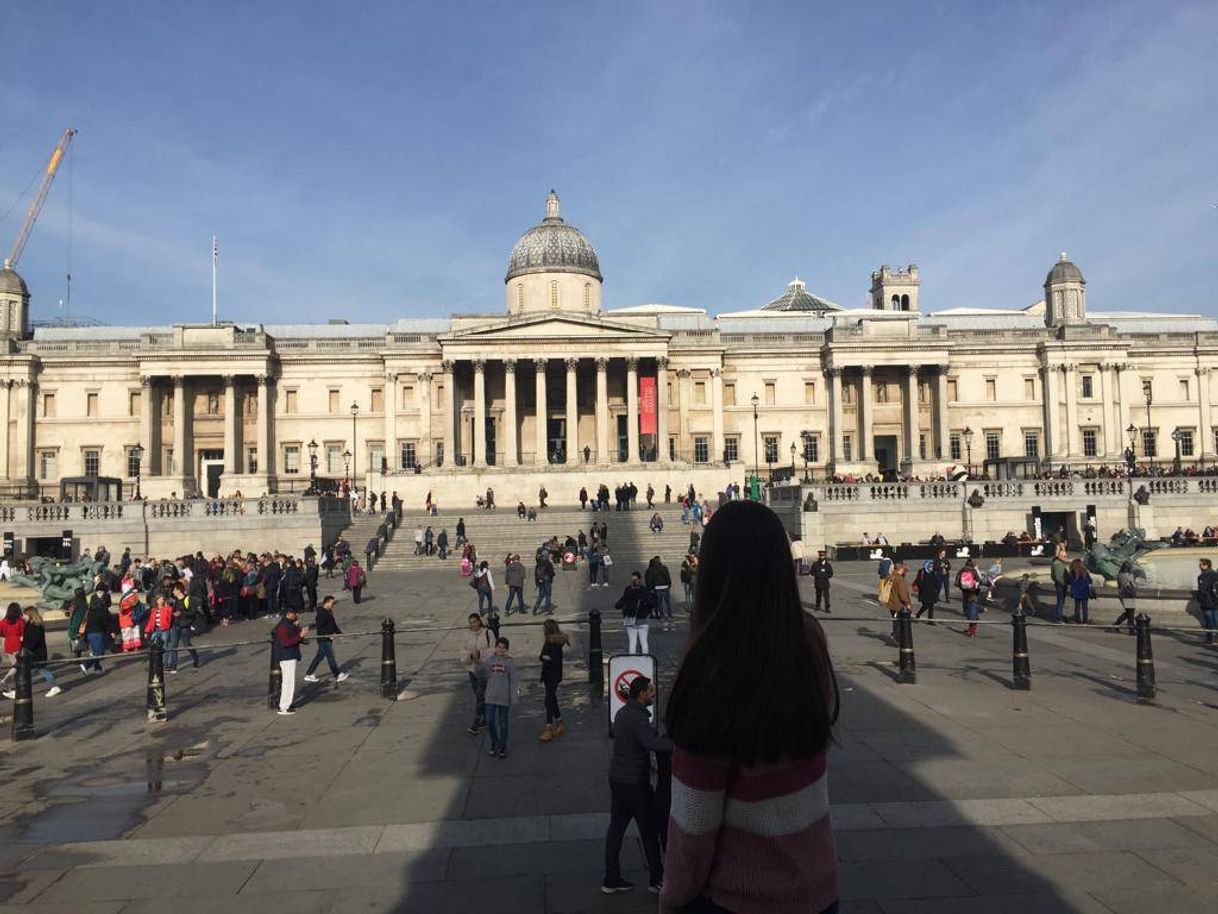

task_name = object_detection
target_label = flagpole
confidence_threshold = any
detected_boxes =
[211,235,218,326]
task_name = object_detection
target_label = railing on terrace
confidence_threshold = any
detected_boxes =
[0,495,348,525]
[782,475,1218,503]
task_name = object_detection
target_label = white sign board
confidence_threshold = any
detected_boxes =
[607,653,657,734]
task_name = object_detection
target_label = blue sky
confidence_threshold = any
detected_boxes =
[1,1,1215,325]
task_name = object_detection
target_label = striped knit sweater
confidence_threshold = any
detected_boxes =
[660,747,837,914]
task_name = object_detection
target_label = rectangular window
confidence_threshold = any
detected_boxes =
[163,393,173,417]
[694,382,706,405]
[42,392,56,417]
[1081,375,1094,399]
[1025,378,1036,401]
[1180,379,1190,400]
[949,432,962,461]
[371,388,384,413]
[985,431,1001,462]
[328,390,340,414]
[804,435,820,463]
[724,437,739,463]
[326,444,343,475]
[947,379,958,402]
[918,433,927,460]
[843,436,853,462]
[804,382,816,405]
[402,385,414,407]
[38,450,56,481]
[1213,427,1218,457]
[985,378,997,402]
[1142,429,1157,458]
[83,448,100,477]
[764,382,776,406]
[126,447,141,478]
[668,437,677,461]
[283,444,301,474]
[401,441,417,469]
[1082,428,1098,457]
[86,392,99,418]
[284,390,298,414]
[369,442,385,473]
[166,448,175,475]
[763,435,779,464]
[1179,429,1195,457]
[129,391,141,416]
[723,383,736,407]
[1024,431,1039,459]
[694,436,709,463]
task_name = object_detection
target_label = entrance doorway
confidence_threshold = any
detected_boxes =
[616,415,629,462]
[547,417,566,463]
[874,435,899,474]
[200,449,224,497]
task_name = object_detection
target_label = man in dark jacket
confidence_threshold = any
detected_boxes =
[615,573,656,654]
[304,557,319,611]
[365,536,379,571]
[603,676,669,895]
[273,607,307,715]
[644,557,673,629]
[304,596,350,682]
[283,559,305,613]
[532,554,555,615]
[503,554,526,615]
[810,550,834,613]
[1198,559,1218,644]
[262,557,283,619]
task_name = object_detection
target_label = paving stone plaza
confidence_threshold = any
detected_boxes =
[2,504,1218,913]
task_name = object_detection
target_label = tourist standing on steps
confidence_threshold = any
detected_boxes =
[811,550,833,613]
[480,637,518,758]
[538,618,569,742]
[579,487,588,509]
[436,528,449,560]
[1197,559,1218,644]
[532,552,555,615]
[273,606,308,715]
[304,596,350,683]
[503,554,526,615]
[346,560,366,604]
[615,572,655,655]
[660,499,839,914]
[602,676,669,896]
[461,613,494,732]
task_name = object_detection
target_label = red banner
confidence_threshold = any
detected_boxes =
[639,376,657,435]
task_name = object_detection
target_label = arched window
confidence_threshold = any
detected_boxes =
[901,294,910,311]
[584,282,591,309]
[515,283,524,311]
[890,294,900,310]
[550,281,560,308]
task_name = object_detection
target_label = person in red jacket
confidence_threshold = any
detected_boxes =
[144,594,174,646]
[273,607,308,715]
[0,603,27,683]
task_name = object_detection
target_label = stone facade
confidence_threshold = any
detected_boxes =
[2,194,1217,507]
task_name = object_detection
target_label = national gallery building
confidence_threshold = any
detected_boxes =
[1,191,1216,503]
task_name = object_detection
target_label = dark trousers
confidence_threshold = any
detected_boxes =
[916,600,936,619]
[604,781,663,885]
[306,640,339,676]
[503,585,524,615]
[306,585,318,611]
[467,671,486,725]
[352,586,362,604]
[543,680,560,723]
[1113,599,1136,632]
[815,586,830,612]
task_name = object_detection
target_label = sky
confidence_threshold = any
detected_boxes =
[0,0,1216,326]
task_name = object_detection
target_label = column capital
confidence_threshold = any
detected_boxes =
[658,356,670,370]
[441,359,455,373]
[595,357,609,371]
[906,364,919,377]
[860,365,873,377]
[565,357,579,371]
[417,370,433,382]
[385,370,398,383]
[221,374,236,386]
[709,367,722,378]
[533,357,547,370]
[139,376,153,388]
[676,368,691,379]
[472,359,485,373]
[825,366,840,378]
[173,375,187,389]
[254,373,270,386]
[503,359,516,373]
[626,357,639,371]
[1197,366,1212,377]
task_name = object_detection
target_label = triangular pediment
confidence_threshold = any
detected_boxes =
[444,313,669,341]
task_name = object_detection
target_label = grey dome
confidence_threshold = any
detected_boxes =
[505,191,602,283]
[0,261,28,296]
[761,278,840,313]
[1045,253,1085,285]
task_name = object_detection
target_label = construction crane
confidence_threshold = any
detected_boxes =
[4,128,76,270]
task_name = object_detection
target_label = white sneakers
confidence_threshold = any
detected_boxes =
[336,672,350,683]
[45,686,62,697]
[3,686,61,698]
[303,674,320,683]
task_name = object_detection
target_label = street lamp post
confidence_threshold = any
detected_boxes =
[751,392,760,496]
[1144,384,1154,465]
[343,449,351,484]
[1171,428,1182,475]
[1125,424,1138,473]
[802,437,811,483]
[132,444,145,500]
[350,401,360,483]
[307,439,318,492]
[963,426,975,476]
[790,442,797,482]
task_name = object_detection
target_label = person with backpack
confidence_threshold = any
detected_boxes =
[587,543,603,590]
[1112,562,1137,635]
[531,552,555,615]
[1197,559,1218,644]
[471,560,495,615]
[346,559,366,604]
[810,550,833,613]
[1067,558,1093,625]
[644,556,673,630]
[956,558,982,636]
[615,572,656,655]
[538,618,569,742]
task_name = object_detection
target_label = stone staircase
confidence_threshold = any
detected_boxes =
[361,504,699,573]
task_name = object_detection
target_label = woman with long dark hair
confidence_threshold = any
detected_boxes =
[662,500,838,914]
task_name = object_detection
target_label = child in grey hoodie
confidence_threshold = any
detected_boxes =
[480,637,519,758]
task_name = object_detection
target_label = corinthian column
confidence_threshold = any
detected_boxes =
[473,359,487,467]
[384,371,397,471]
[626,357,640,463]
[223,375,238,475]
[503,361,518,467]
[441,360,455,468]
[595,358,609,463]
[565,358,579,463]
[657,358,671,463]
[534,358,548,465]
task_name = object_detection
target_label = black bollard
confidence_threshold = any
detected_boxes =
[896,608,917,684]
[588,608,604,695]
[146,640,167,723]
[1135,613,1156,703]
[1011,607,1031,691]
[267,632,282,710]
[11,648,35,741]
[380,617,398,699]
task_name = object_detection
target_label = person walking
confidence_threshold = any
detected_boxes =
[273,606,308,715]
[956,558,982,636]
[1067,558,1093,624]
[680,553,698,610]
[602,676,670,896]
[304,596,351,683]
[915,551,945,623]
[532,552,555,615]
[660,499,839,914]
[615,572,655,655]
[480,637,518,758]
[1197,559,1218,644]
[346,559,366,604]
[538,618,569,742]
[810,550,833,613]
[0,604,24,681]
[790,536,806,577]
[1112,562,1138,634]
[2,608,59,698]
[166,583,200,673]
[472,560,495,615]
[503,554,526,616]
[1050,546,1069,624]
[437,528,449,560]
[83,585,114,674]
[461,613,495,733]
[644,556,673,630]
[884,560,912,640]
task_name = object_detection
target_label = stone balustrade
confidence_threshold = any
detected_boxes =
[794,476,1217,505]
